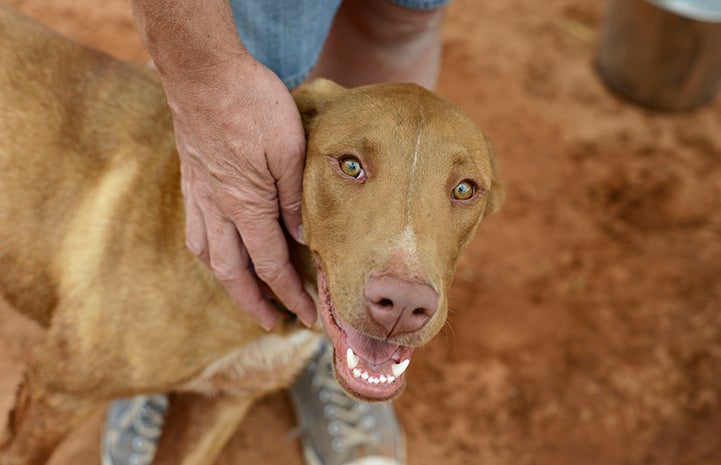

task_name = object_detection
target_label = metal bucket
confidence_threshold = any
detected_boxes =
[598,0,721,111]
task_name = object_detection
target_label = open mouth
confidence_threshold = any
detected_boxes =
[317,267,412,401]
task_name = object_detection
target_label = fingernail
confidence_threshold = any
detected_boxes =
[296,225,307,245]
[300,313,316,329]
[261,316,277,332]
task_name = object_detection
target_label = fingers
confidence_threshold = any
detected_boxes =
[203,203,280,331]
[271,129,306,245]
[241,102,315,325]
[180,152,316,331]
[183,163,315,331]
[237,210,317,328]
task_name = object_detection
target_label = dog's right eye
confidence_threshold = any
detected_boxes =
[339,157,364,179]
[452,180,476,201]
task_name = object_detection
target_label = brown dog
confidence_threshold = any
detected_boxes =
[0,3,504,465]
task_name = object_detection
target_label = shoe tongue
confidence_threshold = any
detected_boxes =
[343,325,399,365]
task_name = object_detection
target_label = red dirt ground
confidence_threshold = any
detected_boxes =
[2,1,720,464]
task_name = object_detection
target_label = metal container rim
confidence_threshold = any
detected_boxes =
[648,0,721,23]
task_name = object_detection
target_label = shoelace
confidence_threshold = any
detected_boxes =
[112,396,167,465]
[312,357,380,453]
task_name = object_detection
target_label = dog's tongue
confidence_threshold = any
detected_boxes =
[341,322,400,365]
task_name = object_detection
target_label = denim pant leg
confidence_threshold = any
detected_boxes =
[229,0,343,89]
[229,0,454,89]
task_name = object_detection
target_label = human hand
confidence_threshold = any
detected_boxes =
[163,58,317,330]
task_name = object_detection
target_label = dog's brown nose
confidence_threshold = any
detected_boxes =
[364,275,438,337]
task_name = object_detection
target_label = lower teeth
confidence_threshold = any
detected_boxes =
[345,349,408,385]
[353,370,397,384]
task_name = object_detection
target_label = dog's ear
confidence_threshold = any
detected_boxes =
[483,139,506,217]
[292,79,346,129]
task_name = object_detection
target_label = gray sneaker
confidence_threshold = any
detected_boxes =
[102,394,167,465]
[289,341,406,465]
[101,343,405,465]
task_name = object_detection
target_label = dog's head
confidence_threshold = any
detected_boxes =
[293,79,504,401]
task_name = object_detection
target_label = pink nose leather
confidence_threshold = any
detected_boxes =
[364,275,438,337]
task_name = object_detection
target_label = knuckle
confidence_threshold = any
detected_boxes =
[253,260,287,287]
[231,204,279,230]
[209,261,240,283]
[279,196,302,214]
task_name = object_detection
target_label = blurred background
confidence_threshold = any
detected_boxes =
[1,0,719,464]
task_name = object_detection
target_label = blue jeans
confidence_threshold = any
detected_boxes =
[229,0,451,89]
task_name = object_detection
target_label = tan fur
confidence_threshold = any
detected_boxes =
[0,3,503,464]
[295,80,504,346]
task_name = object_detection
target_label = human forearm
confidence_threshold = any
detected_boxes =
[130,0,251,83]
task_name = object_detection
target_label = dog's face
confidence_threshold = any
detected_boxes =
[294,80,504,401]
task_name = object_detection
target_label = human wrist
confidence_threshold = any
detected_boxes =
[157,51,259,106]
[131,0,253,88]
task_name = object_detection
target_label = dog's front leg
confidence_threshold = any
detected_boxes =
[0,371,100,465]
[152,392,256,465]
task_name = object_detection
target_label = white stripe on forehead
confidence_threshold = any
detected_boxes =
[401,110,425,256]
[394,224,417,255]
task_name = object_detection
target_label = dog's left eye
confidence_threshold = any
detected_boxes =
[452,180,476,200]
[339,157,364,179]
